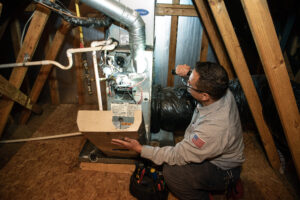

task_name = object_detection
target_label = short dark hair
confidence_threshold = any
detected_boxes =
[194,62,229,100]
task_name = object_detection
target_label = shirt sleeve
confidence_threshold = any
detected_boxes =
[141,124,226,165]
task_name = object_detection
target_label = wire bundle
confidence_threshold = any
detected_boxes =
[33,0,112,27]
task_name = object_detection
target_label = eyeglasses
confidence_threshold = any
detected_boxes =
[183,79,209,94]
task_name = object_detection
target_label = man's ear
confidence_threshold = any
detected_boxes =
[200,93,210,101]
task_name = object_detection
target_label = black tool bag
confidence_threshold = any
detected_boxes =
[129,160,168,200]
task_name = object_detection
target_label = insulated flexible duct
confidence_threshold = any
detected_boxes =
[80,0,146,72]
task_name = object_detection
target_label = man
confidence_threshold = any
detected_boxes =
[112,62,244,200]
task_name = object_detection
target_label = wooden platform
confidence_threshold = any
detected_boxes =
[0,104,298,200]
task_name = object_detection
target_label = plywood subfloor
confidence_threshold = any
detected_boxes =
[0,104,298,200]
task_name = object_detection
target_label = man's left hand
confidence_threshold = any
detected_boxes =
[111,137,142,153]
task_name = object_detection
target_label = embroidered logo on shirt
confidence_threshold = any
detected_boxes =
[192,135,206,149]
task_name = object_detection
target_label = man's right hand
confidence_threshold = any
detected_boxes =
[176,64,191,77]
[111,137,142,153]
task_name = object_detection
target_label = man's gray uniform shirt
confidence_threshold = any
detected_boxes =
[141,89,245,170]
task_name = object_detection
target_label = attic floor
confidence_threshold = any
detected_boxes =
[0,104,298,200]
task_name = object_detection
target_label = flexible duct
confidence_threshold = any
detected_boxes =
[80,0,146,72]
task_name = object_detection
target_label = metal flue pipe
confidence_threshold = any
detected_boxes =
[80,0,146,72]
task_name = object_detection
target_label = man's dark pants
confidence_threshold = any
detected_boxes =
[163,161,241,200]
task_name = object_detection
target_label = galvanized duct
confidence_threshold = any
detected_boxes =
[80,0,146,72]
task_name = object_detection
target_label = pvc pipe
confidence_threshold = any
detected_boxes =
[91,41,107,111]
[0,132,82,144]
[92,49,103,110]
[0,42,118,70]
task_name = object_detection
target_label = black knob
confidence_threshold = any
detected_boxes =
[116,56,125,67]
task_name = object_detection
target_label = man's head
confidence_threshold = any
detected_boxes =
[187,62,229,105]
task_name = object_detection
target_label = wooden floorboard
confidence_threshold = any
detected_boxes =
[0,105,298,200]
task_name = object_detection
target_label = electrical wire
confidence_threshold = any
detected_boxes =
[20,12,35,47]
[108,58,121,73]
[34,0,112,27]
[127,90,137,104]
[56,0,70,12]
[137,86,143,104]
[130,74,147,88]
[37,1,85,19]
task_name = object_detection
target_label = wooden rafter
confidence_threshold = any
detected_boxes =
[207,0,281,170]
[19,21,71,124]
[10,18,31,96]
[0,75,41,114]
[0,5,51,135]
[73,28,85,105]
[0,20,9,41]
[199,30,209,62]
[49,65,60,104]
[10,19,21,57]
[241,0,300,178]
[166,0,180,87]
[156,4,197,16]
[193,0,234,79]
[0,3,2,16]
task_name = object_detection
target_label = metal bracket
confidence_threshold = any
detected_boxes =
[23,53,30,66]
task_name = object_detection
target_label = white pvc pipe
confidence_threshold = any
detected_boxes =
[91,40,107,111]
[0,132,82,144]
[92,51,102,111]
[0,41,118,70]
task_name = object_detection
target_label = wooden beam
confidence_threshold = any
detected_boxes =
[49,66,60,104]
[10,19,21,57]
[0,5,51,136]
[19,21,71,124]
[25,3,36,12]
[45,30,60,105]
[207,0,281,170]
[241,0,300,178]
[0,3,2,16]
[73,28,85,104]
[0,19,9,41]
[156,4,197,16]
[0,75,41,114]
[10,18,31,95]
[199,30,209,62]
[80,162,135,174]
[167,0,180,87]
[193,0,234,79]
[48,0,75,105]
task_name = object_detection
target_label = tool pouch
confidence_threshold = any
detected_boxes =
[129,160,168,200]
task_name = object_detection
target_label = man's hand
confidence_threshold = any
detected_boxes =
[176,64,191,77]
[111,137,142,153]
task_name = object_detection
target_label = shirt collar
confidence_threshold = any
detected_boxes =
[196,89,228,116]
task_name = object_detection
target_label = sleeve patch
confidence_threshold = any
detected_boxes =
[192,134,206,149]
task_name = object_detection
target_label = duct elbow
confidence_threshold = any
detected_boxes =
[80,0,146,73]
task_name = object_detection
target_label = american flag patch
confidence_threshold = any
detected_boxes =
[192,135,206,149]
